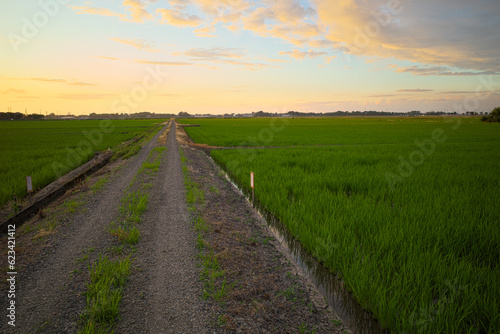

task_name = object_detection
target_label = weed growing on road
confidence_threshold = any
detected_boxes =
[76,247,95,263]
[200,250,233,302]
[194,215,209,233]
[277,284,299,302]
[298,323,317,334]
[125,227,140,245]
[91,175,109,192]
[78,255,131,333]
[63,198,83,214]
[209,185,219,194]
[111,146,166,246]
[180,147,205,211]
[215,314,227,327]
[112,122,164,162]
[78,142,166,333]
[109,225,140,245]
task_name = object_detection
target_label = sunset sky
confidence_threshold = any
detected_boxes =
[1,0,499,115]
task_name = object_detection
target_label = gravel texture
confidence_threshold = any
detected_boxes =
[115,123,210,334]
[1,123,168,334]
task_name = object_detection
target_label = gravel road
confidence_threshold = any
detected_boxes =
[115,123,209,333]
[2,123,168,334]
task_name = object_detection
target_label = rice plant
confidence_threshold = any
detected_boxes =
[0,119,163,207]
[210,118,500,333]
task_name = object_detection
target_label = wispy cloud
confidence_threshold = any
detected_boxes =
[4,77,96,86]
[134,59,193,66]
[70,5,126,20]
[258,56,291,63]
[390,65,499,76]
[194,26,217,38]
[109,38,160,52]
[279,49,328,60]
[216,60,278,71]
[438,90,493,94]
[96,56,119,60]
[2,89,26,94]
[180,47,277,70]
[398,89,434,93]
[183,47,245,60]
[57,94,114,100]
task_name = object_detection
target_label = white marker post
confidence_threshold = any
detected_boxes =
[26,176,33,204]
[26,176,33,193]
[250,172,255,208]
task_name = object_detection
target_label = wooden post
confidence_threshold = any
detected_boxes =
[250,172,255,208]
[26,176,33,205]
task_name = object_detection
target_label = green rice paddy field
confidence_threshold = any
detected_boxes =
[180,117,500,333]
[0,120,163,208]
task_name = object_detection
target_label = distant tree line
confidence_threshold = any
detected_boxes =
[0,111,176,120]
[0,112,44,120]
[285,110,458,117]
[88,112,176,119]
[481,107,500,122]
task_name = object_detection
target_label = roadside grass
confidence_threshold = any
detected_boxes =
[112,144,141,162]
[180,147,233,303]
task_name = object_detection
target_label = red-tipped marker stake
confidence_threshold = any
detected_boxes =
[250,172,255,208]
